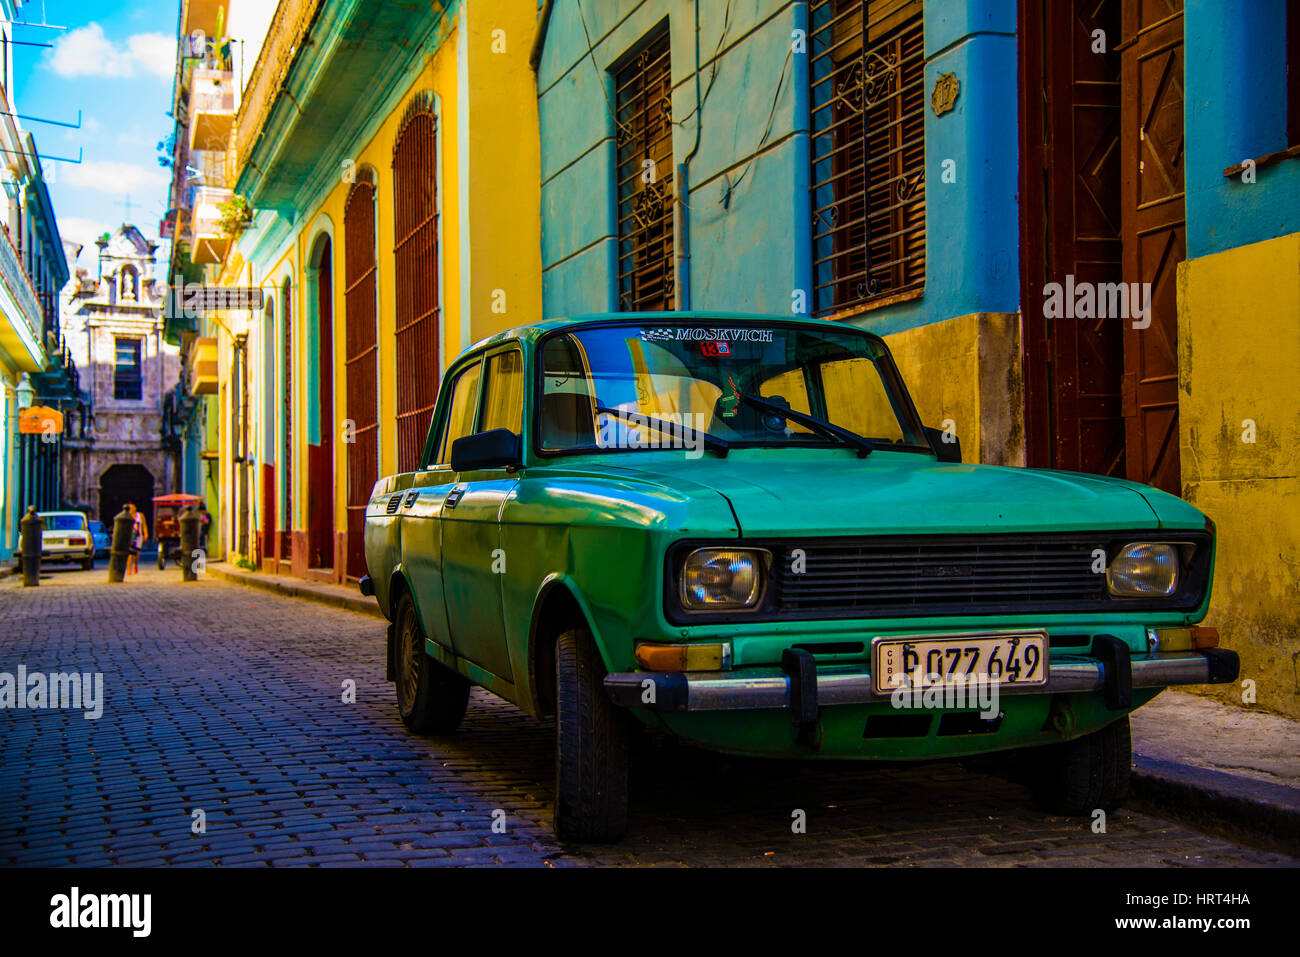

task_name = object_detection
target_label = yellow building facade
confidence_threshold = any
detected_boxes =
[187,0,541,582]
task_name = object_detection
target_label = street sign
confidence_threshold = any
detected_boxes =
[167,281,264,316]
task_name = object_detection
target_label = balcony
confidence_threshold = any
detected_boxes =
[188,68,235,152]
[181,0,228,40]
[0,224,45,372]
[190,186,234,265]
[188,337,219,395]
[234,0,325,181]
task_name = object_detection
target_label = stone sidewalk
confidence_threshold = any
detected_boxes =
[1130,691,1300,854]
[139,562,1300,856]
[206,561,383,618]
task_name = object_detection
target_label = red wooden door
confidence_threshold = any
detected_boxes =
[344,177,379,581]
[1019,0,1126,476]
[261,462,275,566]
[281,281,293,562]
[1120,0,1184,495]
[308,243,335,570]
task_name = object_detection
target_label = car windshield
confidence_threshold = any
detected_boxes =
[538,322,927,453]
[44,514,86,531]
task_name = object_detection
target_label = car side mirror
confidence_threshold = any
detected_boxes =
[450,429,523,472]
[924,426,962,464]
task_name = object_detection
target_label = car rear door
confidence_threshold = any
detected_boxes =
[439,346,523,685]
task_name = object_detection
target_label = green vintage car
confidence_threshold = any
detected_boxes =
[361,313,1236,842]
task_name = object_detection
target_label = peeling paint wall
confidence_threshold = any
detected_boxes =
[885,312,1024,466]
[1178,232,1300,718]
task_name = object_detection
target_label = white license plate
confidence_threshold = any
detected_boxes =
[872,631,1049,694]
[47,537,65,546]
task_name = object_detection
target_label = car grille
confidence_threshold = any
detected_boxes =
[769,535,1113,617]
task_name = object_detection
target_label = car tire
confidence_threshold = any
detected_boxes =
[1031,715,1132,815]
[82,556,94,570]
[554,627,629,843]
[394,592,469,734]
[157,550,166,571]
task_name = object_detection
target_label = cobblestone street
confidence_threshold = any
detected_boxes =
[0,568,1293,868]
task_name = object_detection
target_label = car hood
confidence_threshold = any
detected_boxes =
[600,452,1166,537]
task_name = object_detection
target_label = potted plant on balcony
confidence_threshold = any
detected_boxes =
[216,195,252,239]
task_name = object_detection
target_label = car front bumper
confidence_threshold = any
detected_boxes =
[604,645,1239,714]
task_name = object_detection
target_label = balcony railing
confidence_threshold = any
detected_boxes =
[191,186,234,264]
[188,68,235,152]
[0,223,45,353]
[234,0,324,180]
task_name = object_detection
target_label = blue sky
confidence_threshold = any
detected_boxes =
[12,0,180,278]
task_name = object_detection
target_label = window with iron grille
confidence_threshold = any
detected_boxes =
[344,169,379,580]
[393,93,440,472]
[113,336,142,400]
[615,24,675,312]
[810,0,925,316]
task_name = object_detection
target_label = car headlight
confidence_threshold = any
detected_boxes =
[1107,543,1180,597]
[679,548,768,611]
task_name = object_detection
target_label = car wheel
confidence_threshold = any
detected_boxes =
[394,592,469,734]
[82,556,94,570]
[157,550,166,571]
[554,627,629,843]
[1031,715,1132,815]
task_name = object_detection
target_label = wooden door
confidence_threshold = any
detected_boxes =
[1019,0,1126,477]
[1120,0,1184,495]
[308,244,335,570]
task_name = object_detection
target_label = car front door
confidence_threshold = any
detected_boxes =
[400,358,483,656]
[439,346,524,686]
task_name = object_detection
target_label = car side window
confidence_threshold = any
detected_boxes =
[435,361,483,466]
[480,350,523,435]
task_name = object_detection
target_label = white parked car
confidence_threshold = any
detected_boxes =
[36,511,95,570]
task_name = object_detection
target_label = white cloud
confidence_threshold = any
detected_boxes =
[61,160,168,195]
[127,33,178,80]
[56,217,113,252]
[43,23,175,80]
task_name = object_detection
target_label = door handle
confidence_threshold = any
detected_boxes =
[444,488,465,509]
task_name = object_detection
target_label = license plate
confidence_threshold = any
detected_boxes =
[47,537,65,546]
[872,631,1049,694]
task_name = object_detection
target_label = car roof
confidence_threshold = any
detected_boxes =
[39,510,87,517]
[461,311,887,355]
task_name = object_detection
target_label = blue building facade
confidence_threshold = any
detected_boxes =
[533,0,1300,716]
[535,0,1025,466]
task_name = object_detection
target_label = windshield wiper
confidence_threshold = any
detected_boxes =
[594,406,731,457]
[734,392,875,457]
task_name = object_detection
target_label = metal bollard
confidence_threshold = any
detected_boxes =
[179,505,200,581]
[19,505,42,587]
[107,508,133,583]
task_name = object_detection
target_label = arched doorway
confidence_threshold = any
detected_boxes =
[307,234,335,572]
[392,91,440,472]
[280,277,293,562]
[344,169,379,580]
[100,464,154,530]
[261,294,276,566]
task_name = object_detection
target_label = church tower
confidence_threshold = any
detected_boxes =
[59,225,183,523]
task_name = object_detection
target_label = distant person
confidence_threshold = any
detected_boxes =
[126,503,148,576]
[198,502,210,551]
